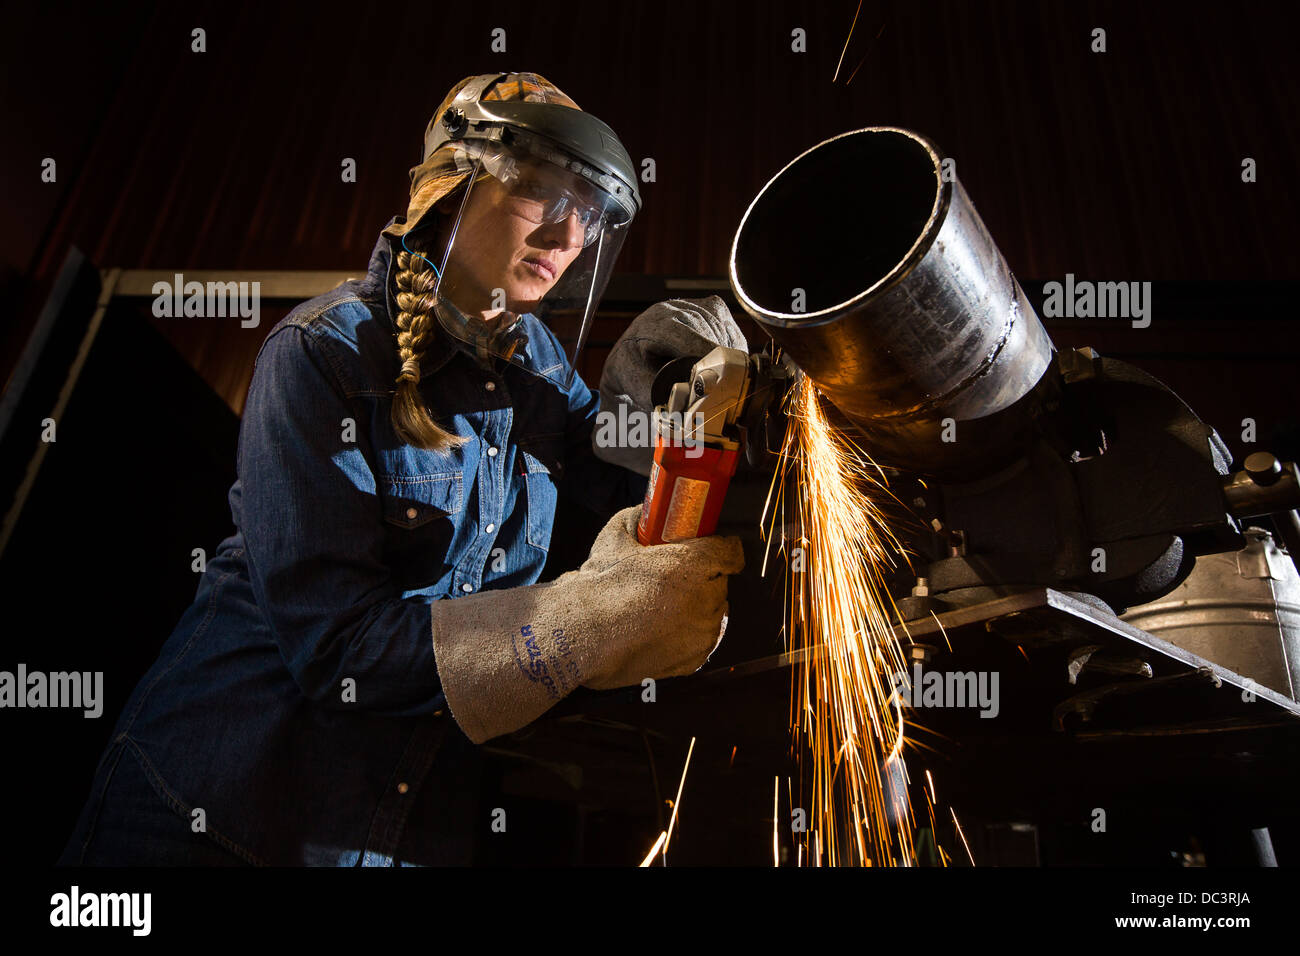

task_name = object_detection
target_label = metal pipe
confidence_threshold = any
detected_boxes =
[728,127,1055,475]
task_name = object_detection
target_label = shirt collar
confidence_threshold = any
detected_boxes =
[433,297,529,369]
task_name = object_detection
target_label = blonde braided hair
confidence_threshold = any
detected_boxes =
[389,171,492,451]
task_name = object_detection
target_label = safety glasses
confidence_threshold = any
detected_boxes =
[500,175,610,248]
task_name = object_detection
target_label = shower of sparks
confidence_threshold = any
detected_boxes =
[763,372,922,866]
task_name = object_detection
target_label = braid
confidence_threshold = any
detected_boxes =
[390,232,471,452]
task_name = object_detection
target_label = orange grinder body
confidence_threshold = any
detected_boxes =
[637,431,741,545]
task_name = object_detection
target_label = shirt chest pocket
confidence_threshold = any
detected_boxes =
[378,472,463,589]
[518,436,564,553]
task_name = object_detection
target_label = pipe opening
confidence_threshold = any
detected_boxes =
[733,129,941,318]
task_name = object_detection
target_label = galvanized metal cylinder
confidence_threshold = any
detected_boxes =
[728,127,1055,475]
[1121,527,1300,700]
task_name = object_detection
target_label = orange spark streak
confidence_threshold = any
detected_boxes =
[833,0,864,84]
[951,807,976,866]
[661,736,695,863]
[639,832,667,867]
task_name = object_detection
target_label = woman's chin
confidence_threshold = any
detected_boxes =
[506,282,548,312]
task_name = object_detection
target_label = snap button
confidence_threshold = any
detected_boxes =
[405,507,418,520]
[397,782,409,795]
[461,582,473,593]
[485,523,495,534]
[485,381,496,391]
[487,446,498,457]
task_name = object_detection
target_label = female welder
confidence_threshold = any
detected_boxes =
[58,72,745,866]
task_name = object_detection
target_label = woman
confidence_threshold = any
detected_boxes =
[58,72,744,866]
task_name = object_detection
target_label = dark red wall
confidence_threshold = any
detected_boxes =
[4,0,1297,418]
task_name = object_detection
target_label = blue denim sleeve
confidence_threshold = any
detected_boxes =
[560,367,647,517]
[236,324,443,716]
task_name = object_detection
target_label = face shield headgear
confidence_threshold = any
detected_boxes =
[405,73,641,391]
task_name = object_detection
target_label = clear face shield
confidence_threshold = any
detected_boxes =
[415,138,631,390]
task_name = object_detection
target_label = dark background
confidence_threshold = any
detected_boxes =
[4,0,1298,411]
[2,0,1298,868]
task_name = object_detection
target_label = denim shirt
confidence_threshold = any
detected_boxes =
[99,217,645,865]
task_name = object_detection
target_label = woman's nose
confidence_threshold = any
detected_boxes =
[539,211,586,250]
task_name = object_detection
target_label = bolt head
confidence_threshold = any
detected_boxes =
[442,107,467,136]
[1245,451,1282,486]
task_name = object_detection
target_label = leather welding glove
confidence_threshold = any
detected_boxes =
[595,296,749,476]
[430,505,745,744]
